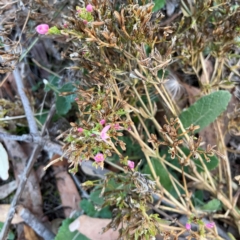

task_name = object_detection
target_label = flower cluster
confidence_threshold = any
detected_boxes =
[185,221,215,229]
[185,217,215,237]
[35,3,94,34]
[59,88,133,172]
[76,4,94,24]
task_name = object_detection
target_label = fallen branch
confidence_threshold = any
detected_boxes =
[19,207,55,240]
[13,68,38,135]
[0,132,63,155]
[0,105,56,240]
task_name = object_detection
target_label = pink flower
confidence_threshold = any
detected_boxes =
[94,153,104,162]
[100,125,111,142]
[100,119,106,125]
[83,20,88,24]
[75,97,79,101]
[86,4,93,12]
[63,23,68,28]
[36,24,49,34]
[185,223,191,230]
[205,222,215,229]
[127,160,135,169]
[114,123,120,130]
[77,128,83,133]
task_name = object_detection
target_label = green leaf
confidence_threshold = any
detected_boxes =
[182,147,219,172]
[179,91,231,133]
[56,96,72,115]
[153,0,165,12]
[35,111,49,125]
[162,147,219,173]
[80,199,112,218]
[0,222,15,240]
[117,136,143,159]
[55,218,89,240]
[44,75,59,92]
[192,190,204,207]
[32,81,42,92]
[48,26,61,35]
[59,82,75,93]
[59,83,77,104]
[80,186,112,219]
[143,158,173,193]
[200,199,222,212]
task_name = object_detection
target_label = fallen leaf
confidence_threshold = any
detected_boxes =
[0,204,23,224]
[52,155,81,217]
[69,215,119,240]
[0,142,9,180]
[81,161,109,179]
[24,225,40,240]
[0,181,17,200]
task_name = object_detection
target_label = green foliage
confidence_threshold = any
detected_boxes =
[35,110,60,125]
[117,135,144,159]
[80,199,112,218]
[180,91,231,133]
[55,218,89,240]
[56,96,72,115]
[176,147,219,172]
[200,199,222,212]
[80,187,112,219]
[143,157,180,197]
[44,76,59,92]
[152,0,165,12]
[48,26,61,35]
[192,190,204,206]
[0,222,14,240]
[44,76,76,115]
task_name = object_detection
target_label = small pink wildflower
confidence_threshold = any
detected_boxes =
[127,160,135,170]
[100,119,106,125]
[83,20,88,24]
[36,24,49,34]
[128,127,131,131]
[86,4,93,12]
[205,222,215,229]
[75,97,79,101]
[63,23,68,28]
[114,123,120,130]
[77,128,83,133]
[100,125,111,142]
[94,153,104,162]
[185,223,191,230]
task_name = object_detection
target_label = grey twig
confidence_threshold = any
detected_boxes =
[19,207,55,240]
[71,173,90,199]
[13,68,38,135]
[0,105,56,240]
[0,144,43,240]
[0,132,63,156]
